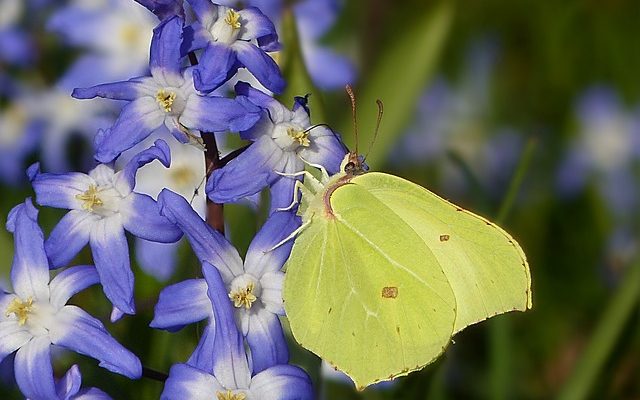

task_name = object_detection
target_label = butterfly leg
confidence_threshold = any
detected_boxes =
[268,219,313,252]
[299,157,330,183]
[277,179,308,211]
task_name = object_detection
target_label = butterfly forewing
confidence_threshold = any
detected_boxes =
[355,172,532,333]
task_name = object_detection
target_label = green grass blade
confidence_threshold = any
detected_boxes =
[339,2,453,166]
[558,260,640,400]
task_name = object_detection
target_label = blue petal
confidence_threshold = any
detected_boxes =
[246,309,288,373]
[6,200,50,301]
[233,41,285,94]
[249,364,313,400]
[95,98,164,163]
[50,306,142,379]
[186,325,216,372]
[301,125,348,174]
[150,16,185,87]
[157,189,243,281]
[29,164,95,210]
[117,139,171,193]
[72,79,146,101]
[202,262,251,389]
[238,7,280,51]
[150,279,210,331]
[14,336,57,400]
[45,210,95,269]
[207,136,281,204]
[56,364,82,399]
[181,95,261,133]
[181,22,210,54]
[49,266,100,310]
[136,239,179,281]
[161,363,223,400]
[120,195,181,245]
[134,0,183,20]
[304,46,357,90]
[192,43,237,93]
[186,0,218,29]
[89,219,135,315]
[245,211,299,277]
[0,321,31,364]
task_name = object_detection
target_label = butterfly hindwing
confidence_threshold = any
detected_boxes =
[284,182,456,389]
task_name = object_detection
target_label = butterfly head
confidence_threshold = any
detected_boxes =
[340,151,369,176]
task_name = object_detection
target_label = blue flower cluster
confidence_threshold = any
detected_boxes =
[2,1,351,398]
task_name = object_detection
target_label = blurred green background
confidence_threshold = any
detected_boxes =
[2,0,640,398]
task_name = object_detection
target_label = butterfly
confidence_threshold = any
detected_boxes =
[279,86,532,390]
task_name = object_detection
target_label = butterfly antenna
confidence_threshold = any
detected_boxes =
[364,99,384,162]
[345,84,358,155]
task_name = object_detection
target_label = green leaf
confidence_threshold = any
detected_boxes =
[340,2,454,167]
[0,216,12,282]
[278,8,327,123]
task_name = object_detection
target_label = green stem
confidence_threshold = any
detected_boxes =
[558,260,640,400]
[488,137,537,400]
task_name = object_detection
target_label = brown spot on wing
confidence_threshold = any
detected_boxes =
[382,286,398,298]
[439,234,450,242]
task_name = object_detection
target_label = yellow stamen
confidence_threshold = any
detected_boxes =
[287,128,311,147]
[229,283,257,309]
[224,9,241,30]
[5,297,34,326]
[216,390,246,400]
[75,184,103,212]
[119,24,139,45]
[156,89,177,113]
[170,166,196,187]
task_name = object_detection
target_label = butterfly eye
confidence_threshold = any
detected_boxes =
[344,162,356,173]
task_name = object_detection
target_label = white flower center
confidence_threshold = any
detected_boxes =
[75,184,122,217]
[5,296,56,336]
[211,8,242,44]
[228,274,261,310]
[272,122,310,151]
[155,88,186,116]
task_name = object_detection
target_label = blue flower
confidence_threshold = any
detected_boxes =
[134,0,184,20]
[151,189,299,373]
[73,16,261,163]
[160,262,313,400]
[208,81,347,211]
[0,0,35,66]
[0,99,42,185]
[29,140,183,319]
[217,0,356,90]
[557,86,640,217]
[48,0,158,87]
[183,0,284,93]
[0,200,141,400]
[52,364,113,399]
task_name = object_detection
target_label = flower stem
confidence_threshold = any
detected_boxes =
[188,51,225,233]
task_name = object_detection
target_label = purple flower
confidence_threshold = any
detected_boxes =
[29,140,183,318]
[134,0,184,20]
[151,189,299,373]
[183,0,284,93]
[160,263,312,400]
[53,365,113,399]
[0,200,141,399]
[72,15,261,163]
[48,0,158,86]
[208,81,347,211]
